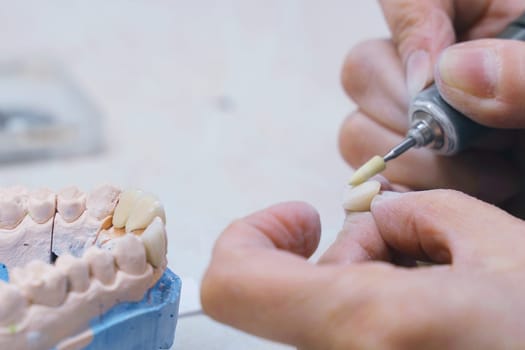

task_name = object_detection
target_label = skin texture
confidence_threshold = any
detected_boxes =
[202,194,525,349]
[339,0,525,215]
[201,1,525,349]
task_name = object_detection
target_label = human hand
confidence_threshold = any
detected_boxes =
[201,191,525,349]
[339,0,525,212]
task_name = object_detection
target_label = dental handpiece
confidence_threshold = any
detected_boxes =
[349,12,525,186]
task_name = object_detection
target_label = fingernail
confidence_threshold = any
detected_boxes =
[406,50,431,99]
[437,45,497,98]
[370,191,402,207]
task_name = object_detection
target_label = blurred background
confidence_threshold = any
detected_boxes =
[0,1,389,348]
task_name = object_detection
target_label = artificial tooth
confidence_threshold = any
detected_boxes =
[125,194,166,232]
[84,246,116,285]
[55,254,90,293]
[112,234,147,275]
[57,186,86,223]
[28,188,56,224]
[0,281,28,327]
[10,260,67,307]
[112,189,143,229]
[343,180,381,212]
[0,189,27,229]
[139,217,167,268]
[87,184,121,220]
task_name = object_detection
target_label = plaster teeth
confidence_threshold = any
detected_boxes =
[84,246,116,285]
[112,235,147,275]
[112,189,144,229]
[0,281,27,327]
[57,186,86,223]
[55,254,90,293]
[10,260,67,307]
[28,188,56,224]
[140,217,167,268]
[87,184,121,220]
[0,190,27,229]
[125,193,166,232]
[342,180,381,212]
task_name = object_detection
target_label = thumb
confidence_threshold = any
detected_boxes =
[379,0,455,97]
[436,39,525,128]
[370,189,525,264]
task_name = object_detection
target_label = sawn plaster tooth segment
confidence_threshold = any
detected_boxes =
[0,281,28,327]
[0,189,27,230]
[86,185,121,221]
[83,247,117,285]
[10,260,67,307]
[112,235,148,275]
[0,187,55,271]
[55,254,90,293]
[52,185,121,258]
[27,188,56,224]
[56,187,87,224]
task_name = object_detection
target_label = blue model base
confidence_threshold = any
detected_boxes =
[0,264,7,282]
[85,269,181,350]
[0,266,181,350]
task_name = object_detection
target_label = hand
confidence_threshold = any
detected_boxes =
[201,191,525,349]
[339,0,525,213]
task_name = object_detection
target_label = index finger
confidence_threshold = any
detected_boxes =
[379,0,455,63]
[378,0,522,97]
[370,189,525,264]
[201,202,336,347]
[379,0,456,95]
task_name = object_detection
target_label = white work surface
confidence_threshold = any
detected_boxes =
[0,1,389,349]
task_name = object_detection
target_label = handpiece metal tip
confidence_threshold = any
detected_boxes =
[383,137,417,162]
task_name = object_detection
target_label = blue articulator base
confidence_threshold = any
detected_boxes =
[0,264,7,282]
[0,265,182,350]
[85,269,181,350]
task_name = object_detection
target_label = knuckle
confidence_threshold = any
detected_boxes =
[338,112,375,167]
[341,39,388,99]
[390,5,425,47]
[404,189,466,236]
[384,1,452,59]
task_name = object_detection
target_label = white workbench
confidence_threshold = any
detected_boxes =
[0,1,389,348]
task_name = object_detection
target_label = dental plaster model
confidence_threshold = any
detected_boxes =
[0,185,180,350]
